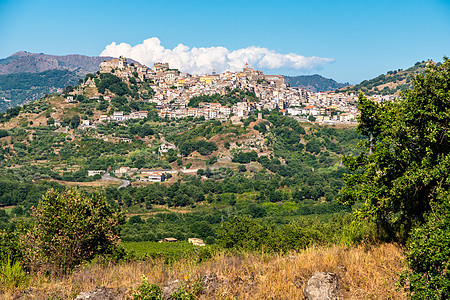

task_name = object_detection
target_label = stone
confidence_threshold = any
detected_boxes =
[201,273,219,293]
[75,287,118,300]
[303,272,341,300]
[162,279,182,300]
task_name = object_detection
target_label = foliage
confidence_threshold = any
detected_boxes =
[400,192,450,299]
[0,70,80,112]
[188,89,258,107]
[339,58,450,242]
[218,215,339,252]
[340,61,429,95]
[0,257,28,290]
[133,275,163,300]
[0,229,23,263]
[232,151,258,163]
[21,189,125,274]
[179,140,218,156]
[97,73,130,96]
[283,74,349,93]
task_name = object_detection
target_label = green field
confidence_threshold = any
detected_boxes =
[121,241,207,259]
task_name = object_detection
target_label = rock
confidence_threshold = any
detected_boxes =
[162,279,182,300]
[75,287,118,300]
[201,273,219,293]
[303,272,341,300]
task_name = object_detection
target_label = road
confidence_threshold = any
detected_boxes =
[102,173,130,189]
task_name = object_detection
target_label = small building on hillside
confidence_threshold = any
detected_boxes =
[159,237,178,243]
[188,238,206,246]
[140,172,166,182]
[88,170,105,176]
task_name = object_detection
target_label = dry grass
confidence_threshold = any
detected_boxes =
[1,243,407,299]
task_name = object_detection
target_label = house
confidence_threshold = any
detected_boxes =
[65,96,74,103]
[188,238,206,246]
[113,111,124,121]
[159,237,177,243]
[99,115,109,122]
[159,143,177,153]
[148,172,166,182]
[88,170,105,176]
[115,166,130,175]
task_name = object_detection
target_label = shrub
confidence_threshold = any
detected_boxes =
[21,189,125,274]
[0,257,28,290]
[133,275,163,300]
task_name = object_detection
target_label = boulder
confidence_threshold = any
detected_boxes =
[201,273,219,293]
[75,286,118,300]
[162,279,182,300]
[303,272,341,300]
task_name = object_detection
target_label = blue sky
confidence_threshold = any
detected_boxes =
[0,0,449,83]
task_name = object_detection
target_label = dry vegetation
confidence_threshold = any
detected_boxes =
[2,243,407,299]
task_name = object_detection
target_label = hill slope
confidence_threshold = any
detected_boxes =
[0,52,138,111]
[283,74,349,92]
[0,70,80,111]
[339,60,432,95]
[0,51,122,75]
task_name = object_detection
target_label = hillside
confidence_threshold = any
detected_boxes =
[0,62,410,299]
[0,52,138,111]
[339,60,433,95]
[283,74,349,92]
[0,69,80,112]
[0,70,363,242]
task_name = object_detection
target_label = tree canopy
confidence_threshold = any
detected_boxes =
[339,58,450,242]
[21,189,124,274]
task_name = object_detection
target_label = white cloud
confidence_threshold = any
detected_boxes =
[100,37,334,74]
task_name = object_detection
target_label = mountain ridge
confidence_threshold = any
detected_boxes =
[283,74,350,92]
[0,51,137,75]
[338,60,433,95]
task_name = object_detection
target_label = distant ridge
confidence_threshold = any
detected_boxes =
[0,51,138,75]
[338,60,433,95]
[283,74,349,92]
[0,52,138,112]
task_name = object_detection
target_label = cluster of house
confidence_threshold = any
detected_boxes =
[87,167,166,182]
[113,166,167,182]
[87,144,178,182]
[93,56,401,124]
[158,237,206,246]
[99,110,149,122]
[96,57,355,123]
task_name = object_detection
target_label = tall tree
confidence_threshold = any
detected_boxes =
[339,57,450,242]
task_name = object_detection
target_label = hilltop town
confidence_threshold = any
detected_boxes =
[71,56,385,125]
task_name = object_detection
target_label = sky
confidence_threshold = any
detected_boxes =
[0,0,449,83]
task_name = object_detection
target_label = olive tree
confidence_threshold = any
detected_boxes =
[22,189,124,274]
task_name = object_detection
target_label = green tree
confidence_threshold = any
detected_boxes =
[339,57,450,243]
[21,189,125,274]
[69,115,80,129]
[400,191,450,299]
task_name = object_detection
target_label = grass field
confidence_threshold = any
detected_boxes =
[121,241,209,260]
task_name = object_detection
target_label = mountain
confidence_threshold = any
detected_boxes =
[0,51,122,75]
[283,74,349,92]
[0,52,138,112]
[338,60,432,95]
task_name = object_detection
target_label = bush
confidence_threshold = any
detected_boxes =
[0,257,28,290]
[400,193,450,299]
[21,189,125,274]
[133,275,163,300]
